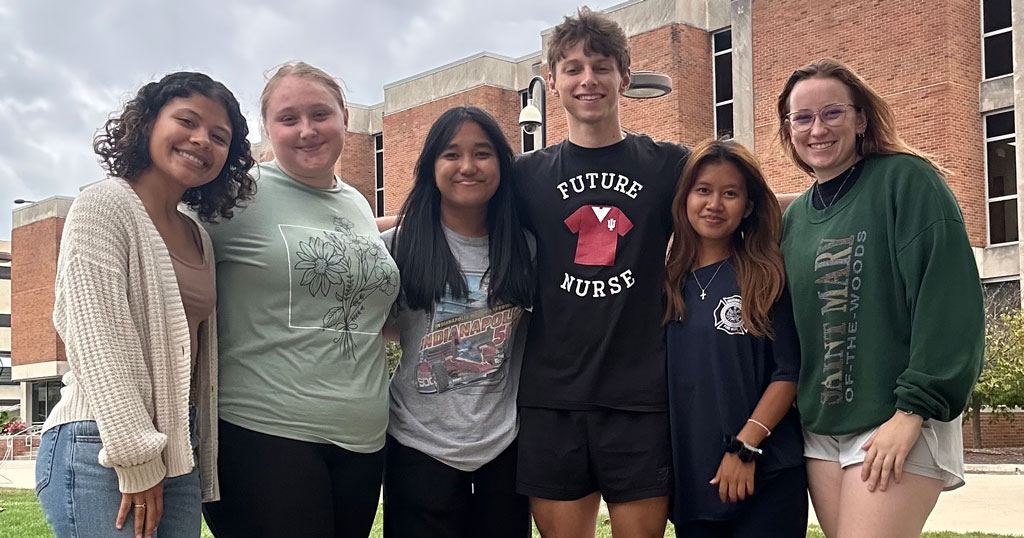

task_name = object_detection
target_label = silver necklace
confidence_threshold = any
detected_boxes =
[692,260,728,301]
[814,163,857,209]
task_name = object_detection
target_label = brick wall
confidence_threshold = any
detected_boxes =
[381,85,521,216]
[963,411,1024,448]
[336,131,376,210]
[751,0,985,245]
[5,434,40,458]
[11,217,65,367]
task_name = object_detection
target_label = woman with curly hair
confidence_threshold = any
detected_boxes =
[35,71,255,538]
[200,61,399,538]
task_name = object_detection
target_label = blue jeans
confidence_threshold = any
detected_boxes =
[36,414,201,538]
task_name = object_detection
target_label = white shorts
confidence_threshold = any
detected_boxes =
[803,414,965,490]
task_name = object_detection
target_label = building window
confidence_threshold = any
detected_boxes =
[520,90,537,153]
[986,110,1017,245]
[0,266,9,279]
[712,28,733,139]
[31,380,62,424]
[0,313,9,328]
[983,0,1013,79]
[374,133,384,217]
[0,352,12,385]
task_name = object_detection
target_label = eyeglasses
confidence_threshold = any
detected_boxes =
[785,103,858,132]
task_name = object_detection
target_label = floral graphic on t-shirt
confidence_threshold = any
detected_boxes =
[294,237,345,297]
[290,217,398,361]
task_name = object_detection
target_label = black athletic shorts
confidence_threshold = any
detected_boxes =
[515,407,672,503]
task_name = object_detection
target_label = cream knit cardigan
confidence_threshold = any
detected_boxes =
[43,178,220,501]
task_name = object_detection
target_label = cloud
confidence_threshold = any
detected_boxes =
[0,0,617,238]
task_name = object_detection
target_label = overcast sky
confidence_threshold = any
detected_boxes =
[0,0,619,239]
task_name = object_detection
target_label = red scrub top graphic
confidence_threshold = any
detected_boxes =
[564,205,633,266]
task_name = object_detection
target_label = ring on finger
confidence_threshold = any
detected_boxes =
[133,503,147,509]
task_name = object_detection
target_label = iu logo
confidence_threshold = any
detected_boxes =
[564,205,634,266]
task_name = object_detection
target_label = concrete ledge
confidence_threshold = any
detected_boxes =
[966,463,1024,475]
[11,361,68,382]
[12,197,74,229]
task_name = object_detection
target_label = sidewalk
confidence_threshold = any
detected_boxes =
[4,460,1024,535]
[0,459,34,490]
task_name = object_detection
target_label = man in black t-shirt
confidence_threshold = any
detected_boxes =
[513,8,689,538]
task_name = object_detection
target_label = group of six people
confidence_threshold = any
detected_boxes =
[34,6,984,538]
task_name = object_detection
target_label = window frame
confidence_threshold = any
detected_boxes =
[374,133,384,217]
[984,109,1018,246]
[981,0,1013,80]
[712,28,734,139]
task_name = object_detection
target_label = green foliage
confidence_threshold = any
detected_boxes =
[386,340,402,377]
[972,309,1024,422]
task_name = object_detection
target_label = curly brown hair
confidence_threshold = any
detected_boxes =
[546,7,630,77]
[93,71,256,221]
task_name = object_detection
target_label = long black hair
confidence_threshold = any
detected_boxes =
[391,106,534,311]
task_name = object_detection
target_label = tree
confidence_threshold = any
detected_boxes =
[969,308,1024,448]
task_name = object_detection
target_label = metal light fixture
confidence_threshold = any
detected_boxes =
[13,199,36,204]
[622,71,673,99]
[518,75,547,148]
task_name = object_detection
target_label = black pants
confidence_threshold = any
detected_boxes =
[203,420,384,538]
[672,465,808,538]
[383,435,530,538]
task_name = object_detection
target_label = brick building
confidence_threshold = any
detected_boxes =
[0,240,15,415]
[10,198,73,424]
[9,0,1024,445]
[343,0,1024,308]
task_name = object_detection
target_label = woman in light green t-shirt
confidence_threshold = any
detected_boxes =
[202,61,399,538]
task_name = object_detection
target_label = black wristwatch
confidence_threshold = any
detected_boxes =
[724,434,763,463]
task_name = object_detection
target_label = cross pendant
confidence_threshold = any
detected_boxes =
[700,290,707,300]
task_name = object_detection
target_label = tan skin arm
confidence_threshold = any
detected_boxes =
[376,216,398,232]
[710,380,797,502]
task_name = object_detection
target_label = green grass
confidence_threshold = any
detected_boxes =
[1,488,1020,538]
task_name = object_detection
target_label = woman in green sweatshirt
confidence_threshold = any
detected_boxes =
[775,58,983,538]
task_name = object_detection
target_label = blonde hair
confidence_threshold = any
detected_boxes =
[259,61,347,124]
[776,58,946,177]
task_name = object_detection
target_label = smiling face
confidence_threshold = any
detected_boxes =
[264,75,348,184]
[146,94,232,191]
[686,161,752,255]
[787,76,866,181]
[434,120,500,217]
[549,40,630,134]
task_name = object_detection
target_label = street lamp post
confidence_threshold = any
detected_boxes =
[518,76,547,149]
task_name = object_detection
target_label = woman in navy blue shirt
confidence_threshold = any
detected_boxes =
[663,139,807,537]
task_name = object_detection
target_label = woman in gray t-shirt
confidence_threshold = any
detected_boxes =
[383,106,535,538]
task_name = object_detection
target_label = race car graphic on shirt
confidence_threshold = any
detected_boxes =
[564,205,633,266]
[414,274,523,394]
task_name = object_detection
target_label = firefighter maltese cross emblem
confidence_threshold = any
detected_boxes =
[713,295,747,335]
